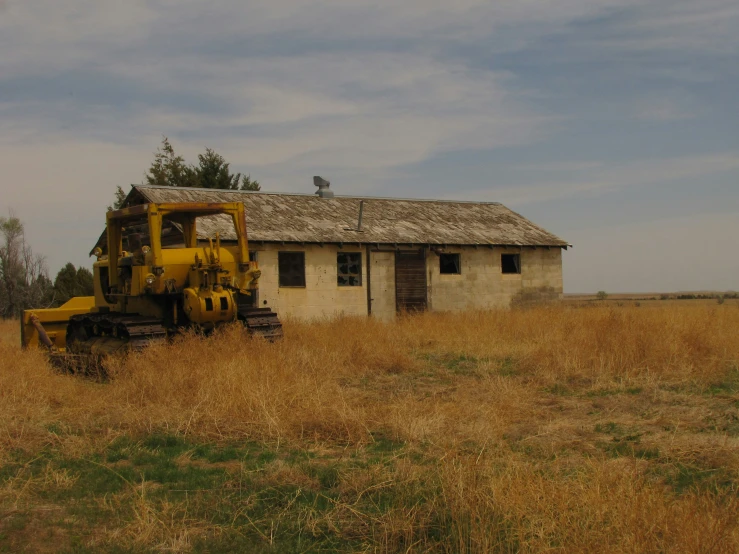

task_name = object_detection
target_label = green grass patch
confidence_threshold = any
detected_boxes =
[545,383,572,396]
[594,422,658,459]
[0,432,451,553]
[706,366,739,395]
[586,388,620,397]
[594,422,625,436]
[420,352,489,377]
[497,356,519,376]
[585,386,643,397]
[658,462,737,495]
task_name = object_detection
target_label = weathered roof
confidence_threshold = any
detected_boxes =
[99,184,568,248]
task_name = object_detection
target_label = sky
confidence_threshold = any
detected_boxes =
[0,0,737,293]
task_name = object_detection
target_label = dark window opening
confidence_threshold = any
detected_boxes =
[501,253,521,274]
[337,252,362,286]
[439,253,461,274]
[220,297,229,311]
[279,252,306,287]
[205,297,214,311]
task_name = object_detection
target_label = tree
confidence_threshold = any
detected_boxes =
[110,137,262,208]
[193,148,242,190]
[596,290,608,301]
[0,212,53,318]
[144,136,197,189]
[241,174,261,191]
[53,263,94,306]
[108,185,128,211]
[191,147,261,190]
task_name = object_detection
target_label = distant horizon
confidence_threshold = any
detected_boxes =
[565,290,738,296]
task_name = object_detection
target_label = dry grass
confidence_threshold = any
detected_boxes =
[1,303,739,552]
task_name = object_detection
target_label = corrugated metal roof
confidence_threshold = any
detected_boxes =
[107,184,569,247]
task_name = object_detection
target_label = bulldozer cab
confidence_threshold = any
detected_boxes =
[94,202,261,301]
[104,202,252,286]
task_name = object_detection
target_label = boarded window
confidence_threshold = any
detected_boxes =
[337,252,362,286]
[501,253,521,274]
[439,253,461,274]
[278,252,305,287]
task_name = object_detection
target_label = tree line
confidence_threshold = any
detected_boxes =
[1,138,260,318]
[0,213,93,317]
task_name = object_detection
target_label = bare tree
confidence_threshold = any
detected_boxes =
[0,211,53,318]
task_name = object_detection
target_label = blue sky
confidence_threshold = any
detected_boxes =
[1,0,737,292]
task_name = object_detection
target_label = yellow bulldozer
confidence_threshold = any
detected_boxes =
[21,201,282,364]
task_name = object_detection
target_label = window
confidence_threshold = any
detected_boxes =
[337,252,362,286]
[501,253,521,274]
[278,252,305,287]
[439,253,461,274]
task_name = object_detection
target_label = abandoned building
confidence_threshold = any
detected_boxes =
[95,179,569,320]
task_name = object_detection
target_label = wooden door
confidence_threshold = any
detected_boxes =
[395,249,427,313]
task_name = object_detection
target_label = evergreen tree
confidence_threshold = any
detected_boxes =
[240,174,261,191]
[110,137,263,208]
[108,185,127,211]
[194,148,242,190]
[144,136,197,188]
[53,263,94,306]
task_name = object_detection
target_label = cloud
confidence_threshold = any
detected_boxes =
[632,96,696,122]
[446,152,739,205]
[0,0,737,291]
[0,49,552,187]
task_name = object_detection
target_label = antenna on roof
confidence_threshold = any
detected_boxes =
[314,176,334,198]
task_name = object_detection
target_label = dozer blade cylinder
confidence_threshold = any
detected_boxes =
[29,314,55,351]
[21,297,96,351]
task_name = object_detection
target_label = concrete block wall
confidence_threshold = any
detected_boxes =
[252,244,563,320]
[254,244,368,320]
[427,247,563,312]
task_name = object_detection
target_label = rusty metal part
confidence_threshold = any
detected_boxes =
[29,314,56,351]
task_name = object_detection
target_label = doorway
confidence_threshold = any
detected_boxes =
[394,249,427,313]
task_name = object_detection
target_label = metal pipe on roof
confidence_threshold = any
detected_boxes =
[357,200,364,232]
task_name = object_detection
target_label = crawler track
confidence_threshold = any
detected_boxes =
[238,307,284,340]
[66,313,168,355]
[55,308,281,375]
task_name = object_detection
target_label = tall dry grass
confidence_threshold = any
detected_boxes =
[1,303,739,551]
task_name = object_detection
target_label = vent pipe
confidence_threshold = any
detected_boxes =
[314,176,334,198]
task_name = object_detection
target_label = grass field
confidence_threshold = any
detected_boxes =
[1,302,739,552]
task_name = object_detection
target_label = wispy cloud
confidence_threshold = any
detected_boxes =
[448,152,739,205]
[0,0,737,292]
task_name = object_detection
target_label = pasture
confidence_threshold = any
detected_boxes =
[1,302,738,552]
